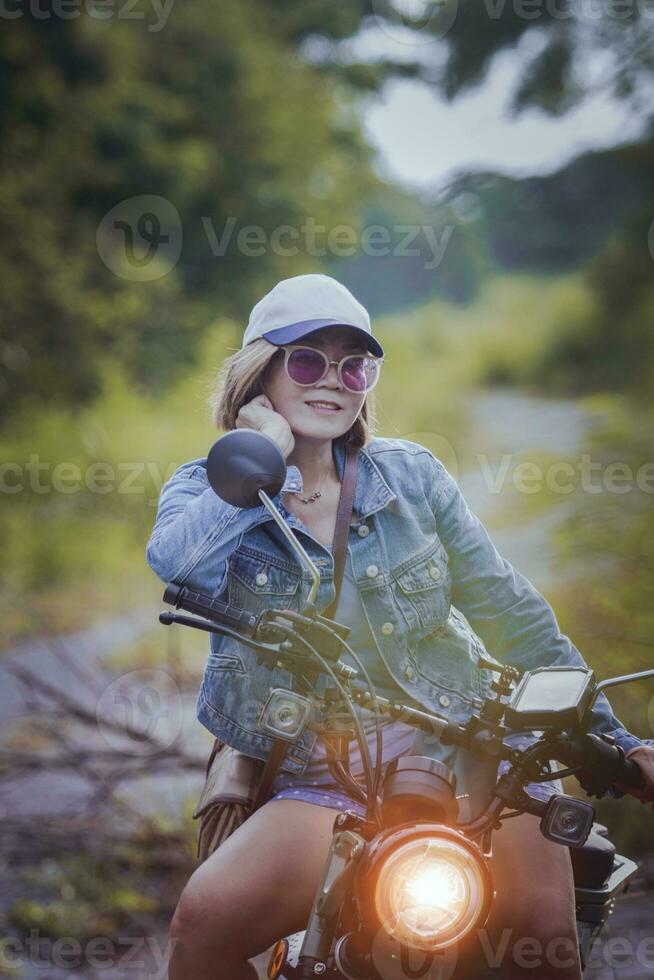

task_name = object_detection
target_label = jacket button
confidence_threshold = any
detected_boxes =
[381,622,394,635]
[429,564,442,582]
[404,664,414,679]
[357,525,370,538]
[255,572,268,586]
[439,694,451,707]
[366,564,378,578]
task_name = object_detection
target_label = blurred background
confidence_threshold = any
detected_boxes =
[1,1,653,976]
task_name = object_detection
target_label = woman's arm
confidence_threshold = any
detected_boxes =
[145,458,303,589]
[427,454,644,756]
[147,397,298,589]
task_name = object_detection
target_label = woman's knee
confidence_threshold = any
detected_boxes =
[169,798,341,961]
[482,814,581,977]
[494,863,577,942]
[498,893,578,967]
[170,876,244,961]
[169,831,267,961]
[468,891,578,978]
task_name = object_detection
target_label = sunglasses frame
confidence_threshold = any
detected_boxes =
[280,344,383,394]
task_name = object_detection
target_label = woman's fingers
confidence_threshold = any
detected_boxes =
[251,394,273,410]
[234,396,295,459]
[626,745,654,802]
[235,401,271,429]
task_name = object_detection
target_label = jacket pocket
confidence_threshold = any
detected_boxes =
[407,607,485,702]
[226,547,302,616]
[391,540,451,633]
[205,652,246,674]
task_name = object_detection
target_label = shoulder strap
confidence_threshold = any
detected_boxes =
[250,736,289,813]
[251,443,360,812]
[323,443,360,620]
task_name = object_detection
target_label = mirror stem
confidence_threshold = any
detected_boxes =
[592,666,654,703]
[258,490,321,610]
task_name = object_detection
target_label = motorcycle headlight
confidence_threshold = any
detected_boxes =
[363,828,492,952]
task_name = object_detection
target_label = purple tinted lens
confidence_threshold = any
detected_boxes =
[341,356,377,392]
[287,348,326,385]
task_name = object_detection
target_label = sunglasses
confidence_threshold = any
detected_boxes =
[280,345,383,394]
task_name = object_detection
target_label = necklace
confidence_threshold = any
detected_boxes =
[296,462,335,504]
[299,471,331,504]
[299,488,322,504]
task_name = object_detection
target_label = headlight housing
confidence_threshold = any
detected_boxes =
[356,826,492,952]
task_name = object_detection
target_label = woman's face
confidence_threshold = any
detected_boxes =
[263,326,368,443]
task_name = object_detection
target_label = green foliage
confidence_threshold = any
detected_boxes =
[547,397,654,850]
[0,321,232,644]
[7,811,196,949]
[0,3,378,421]
[411,270,595,397]
[490,392,654,851]
[327,139,654,321]
[10,863,157,942]
[2,2,653,422]
[3,0,654,423]
[524,196,654,398]
[0,308,474,647]
[400,0,654,117]
[2,263,651,648]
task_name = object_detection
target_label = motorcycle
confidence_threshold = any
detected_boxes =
[158,429,653,979]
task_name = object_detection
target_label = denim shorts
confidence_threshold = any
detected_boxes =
[269,724,563,823]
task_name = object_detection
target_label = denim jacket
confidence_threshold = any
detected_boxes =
[146,435,644,777]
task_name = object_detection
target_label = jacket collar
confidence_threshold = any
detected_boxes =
[282,437,396,520]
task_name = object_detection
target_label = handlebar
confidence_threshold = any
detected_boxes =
[160,583,649,812]
[553,731,646,797]
[163,583,259,637]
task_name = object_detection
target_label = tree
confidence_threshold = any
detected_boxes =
[0,1,396,422]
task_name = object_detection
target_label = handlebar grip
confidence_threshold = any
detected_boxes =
[163,583,257,637]
[559,733,648,798]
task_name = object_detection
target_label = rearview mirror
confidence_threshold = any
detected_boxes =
[205,429,322,611]
[206,429,287,508]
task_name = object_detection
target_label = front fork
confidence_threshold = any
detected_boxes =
[292,822,366,979]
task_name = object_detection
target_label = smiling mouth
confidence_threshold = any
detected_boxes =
[305,400,342,411]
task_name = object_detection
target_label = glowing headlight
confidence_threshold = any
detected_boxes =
[373,832,491,951]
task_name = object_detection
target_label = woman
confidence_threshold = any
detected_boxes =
[146,273,654,980]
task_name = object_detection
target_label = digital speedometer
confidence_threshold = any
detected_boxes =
[505,666,596,729]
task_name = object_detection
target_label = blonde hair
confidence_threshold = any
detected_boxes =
[209,338,378,450]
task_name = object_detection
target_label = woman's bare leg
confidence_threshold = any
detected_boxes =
[462,812,582,980]
[168,799,342,980]
[169,799,581,980]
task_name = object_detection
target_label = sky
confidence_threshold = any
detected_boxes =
[334,22,648,194]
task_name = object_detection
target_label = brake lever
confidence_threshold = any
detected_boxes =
[159,610,311,669]
[258,608,351,665]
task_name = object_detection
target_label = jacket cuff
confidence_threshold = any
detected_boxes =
[609,729,644,754]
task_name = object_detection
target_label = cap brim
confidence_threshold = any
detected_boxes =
[262,319,383,358]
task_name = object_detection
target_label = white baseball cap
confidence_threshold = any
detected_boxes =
[241,273,384,358]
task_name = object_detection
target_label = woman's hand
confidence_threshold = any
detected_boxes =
[613,744,654,808]
[234,394,295,460]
